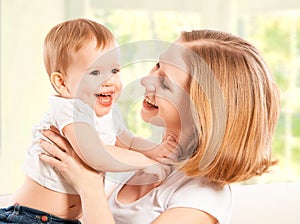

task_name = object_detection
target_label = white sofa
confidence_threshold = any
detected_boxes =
[230,182,300,224]
[1,182,300,223]
[0,194,11,207]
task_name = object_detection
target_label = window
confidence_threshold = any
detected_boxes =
[238,11,300,183]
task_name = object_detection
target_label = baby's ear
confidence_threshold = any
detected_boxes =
[50,72,69,97]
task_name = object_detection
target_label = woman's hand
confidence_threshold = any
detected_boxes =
[39,127,115,223]
[39,128,103,194]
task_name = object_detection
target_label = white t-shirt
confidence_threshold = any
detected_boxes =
[106,171,232,224]
[23,95,125,194]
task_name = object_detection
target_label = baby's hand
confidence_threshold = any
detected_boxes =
[144,135,178,164]
[141,162,172,182]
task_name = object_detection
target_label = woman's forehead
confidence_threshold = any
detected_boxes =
[159,43,189,74]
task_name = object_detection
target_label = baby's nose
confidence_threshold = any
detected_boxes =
[102,75,114,86]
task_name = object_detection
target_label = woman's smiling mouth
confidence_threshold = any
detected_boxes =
[144,96,158,109]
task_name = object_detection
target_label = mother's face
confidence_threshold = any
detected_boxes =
[140,44,192,136]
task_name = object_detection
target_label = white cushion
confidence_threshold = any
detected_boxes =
[231,182,300,224]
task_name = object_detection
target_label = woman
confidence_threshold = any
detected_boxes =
[39,30,280,224]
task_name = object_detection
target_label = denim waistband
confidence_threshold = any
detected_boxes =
[0,203,81,223]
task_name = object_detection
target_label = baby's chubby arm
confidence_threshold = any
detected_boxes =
[141,136,178,164]
[116,130,178,164]
[62,122,159,172]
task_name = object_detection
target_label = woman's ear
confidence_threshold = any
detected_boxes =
[50,72,70,97]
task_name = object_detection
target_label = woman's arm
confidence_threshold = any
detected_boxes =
[79,177,115,224]
[153,208,217,224]
[39,129,115,224]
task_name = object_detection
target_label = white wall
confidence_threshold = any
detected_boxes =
[0,0,65,193]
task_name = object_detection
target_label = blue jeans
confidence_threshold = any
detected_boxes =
[0,204,81,224]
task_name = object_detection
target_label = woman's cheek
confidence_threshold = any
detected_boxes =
[158,103,181,128]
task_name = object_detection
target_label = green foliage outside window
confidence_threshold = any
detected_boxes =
[243,14,300,182]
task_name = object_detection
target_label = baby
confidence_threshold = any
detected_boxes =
[4,18,174,223]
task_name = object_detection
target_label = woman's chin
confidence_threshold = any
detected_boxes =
[150,117,166,127]
[142,115,166,128]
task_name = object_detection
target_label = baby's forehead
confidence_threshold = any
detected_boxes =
[92,46,121,66]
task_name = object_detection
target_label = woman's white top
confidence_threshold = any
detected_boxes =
[106,171,232,224]
[23,95,124,194]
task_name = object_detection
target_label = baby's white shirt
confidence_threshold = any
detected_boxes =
[23,95,124,194]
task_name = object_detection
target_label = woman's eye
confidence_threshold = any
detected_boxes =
[159,76,169,90]
[112,68,120,74]
[89,70,101,76]
[150,62,160,73]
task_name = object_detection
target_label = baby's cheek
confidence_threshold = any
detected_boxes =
[115,82,123,96]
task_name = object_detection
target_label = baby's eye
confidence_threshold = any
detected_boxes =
[156,62,160,68]
[89,70,101,76]
[112,68,120,74]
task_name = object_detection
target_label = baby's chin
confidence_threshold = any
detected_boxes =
[94,105,113,117]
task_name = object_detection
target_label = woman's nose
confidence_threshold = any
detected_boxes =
[141,75,156,92]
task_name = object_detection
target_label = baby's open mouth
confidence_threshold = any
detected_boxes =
[95,92,113,104]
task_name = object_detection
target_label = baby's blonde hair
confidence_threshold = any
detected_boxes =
[43,18,115,77]
[179,30,280,187]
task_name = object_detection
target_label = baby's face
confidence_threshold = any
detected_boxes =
[65,39,122,117]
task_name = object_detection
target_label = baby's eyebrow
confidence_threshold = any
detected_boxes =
[88,66,102,71]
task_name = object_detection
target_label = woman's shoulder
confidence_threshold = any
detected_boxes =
[159,171,232,223]
[162,170,231,195]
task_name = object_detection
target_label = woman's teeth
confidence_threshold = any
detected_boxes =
[145,97,158,108]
